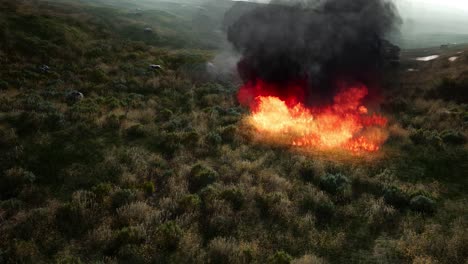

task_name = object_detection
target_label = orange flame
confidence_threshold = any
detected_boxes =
[243,83,388,153]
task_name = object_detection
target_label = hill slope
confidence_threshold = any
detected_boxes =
[0,1,467,263]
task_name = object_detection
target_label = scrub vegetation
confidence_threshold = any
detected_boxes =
[0,1,467,263]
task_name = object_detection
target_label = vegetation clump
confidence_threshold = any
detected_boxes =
[188,164,218,193]
[319,173,350,195]
[409,195,436,214]
[0,1,466,263]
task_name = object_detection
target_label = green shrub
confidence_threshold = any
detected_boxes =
[409,195,436,214]
[220,125,237,142]
[177,194,201,214]
[11,112,46,135]
[207,237,239,264]
[1,198,23,210]
[12,240,43,263]
[115,226,146,247]
[180,131,200,147]
[440,130,466,145]
[142,181,156,196]
[269,250,293,264]
[103,114,122,130]
[429,76,468,103]
[206,131,222,146]
[300,162,317,183]
[0,127,17,147]
[92,183,113,201]
[221,188,244,211]
[150,131,182,157]
[315,201,336,224]
[19,93,55,112]
[158,108,173,122]
[117,245,146,264]
[204,213,237,240]
[319,173,350,195]
[410,129,442,146]
[88,69,109,83]
[0,79,9,89]
[383,187,409,209]
[156,221,183,251]
[188,164,218,193]
[54,254,83,264]
[111,189,137,209]
[55,203,92,238]
[0,167,35,199]
[126,124,148,139]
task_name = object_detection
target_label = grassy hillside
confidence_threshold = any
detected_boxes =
[0,1,467,263]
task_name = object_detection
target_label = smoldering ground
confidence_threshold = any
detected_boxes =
[226,0,401,105]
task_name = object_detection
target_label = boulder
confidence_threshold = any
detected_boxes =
[66,90,84,104]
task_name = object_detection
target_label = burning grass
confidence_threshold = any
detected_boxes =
[239,80,389,153]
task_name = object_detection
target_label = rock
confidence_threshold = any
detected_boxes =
[66,90,84,104]
[38,64,50,73]
[149,64,162,70]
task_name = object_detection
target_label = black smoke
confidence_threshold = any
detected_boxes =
[226,0,400,105]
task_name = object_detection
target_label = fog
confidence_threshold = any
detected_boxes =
[87,0,468,48]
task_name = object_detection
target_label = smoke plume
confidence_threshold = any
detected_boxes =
[226,0,400,105]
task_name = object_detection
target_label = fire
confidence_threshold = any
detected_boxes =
[239,80,388,153]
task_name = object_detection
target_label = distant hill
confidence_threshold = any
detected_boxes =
[392,32,468,49]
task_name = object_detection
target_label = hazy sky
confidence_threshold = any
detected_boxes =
[405,0,468,12]
[234,0,468,34]
[236,0,468,14]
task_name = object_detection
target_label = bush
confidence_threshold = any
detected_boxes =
[126,124,148,139]
[409,195,436,214]
[220,125,237,142]
[0,79,9,89]
[117,201,153,226]
[92,183,113,201]
[115,226,147,247]
[269,250,293,264]
[207,237,239,264]
[300,162,318,183]
[383,187,409,209]
[103,114,122,130]
[221,188,244,211]
[0,167,36,199]
[440,130,466,145]
[206,131,222,146]
[0,127,17,148]
[314,200,336,225]
[188,164,218,193]
[292,254,327,264]
[158,108,173,122]
[204,213,237,240]
[111,189,137,209]
[1,198,23,211]
[410,129,442,147]
[319,173,350,195]
[54,254,83,264]
[55,203,92,238]
[12,240,43,263]
[117,245,146,264]
[429,76,468,103]
[156,221,183,251]
[177,194,201,214]
[142,181,156,196]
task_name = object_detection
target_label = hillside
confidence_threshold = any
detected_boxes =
[0,1,467,264]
